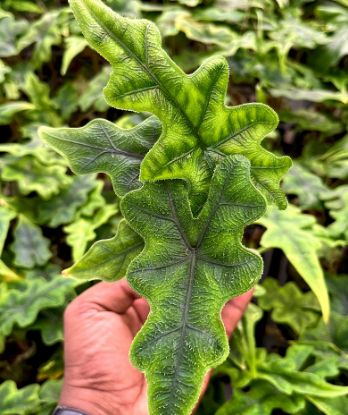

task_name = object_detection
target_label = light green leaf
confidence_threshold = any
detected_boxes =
[1,155,70,199]
[0,260,21,282]
[64,204,118,261]
[0,381,40,415]
[258,278,320,335]
[282,163,329,209]
[270,87,348,104]
[0,101,34,125]
[53,82,79,121]
[216,381,304,415]
[70,0,291,211]
[308,395,348,415]
[121,155,266,415]
[65,220,143,281]
[0,15,28,57]
[11,215,52,268]
[40,116,161,197]
[258,205,330,322]
[61,35,88,75]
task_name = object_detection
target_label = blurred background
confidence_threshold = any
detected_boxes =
[0,0,347,414]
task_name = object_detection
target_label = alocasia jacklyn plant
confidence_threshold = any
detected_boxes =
[39,0,292,414]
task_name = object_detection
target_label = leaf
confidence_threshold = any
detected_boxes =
[32,308,65,345]
[0,15,28,57]
[322,185,348,241]
[0,260,21,282]
[40,116,161,197]
[1,155,70,199]
[64,204,118,261]
[0,204,16,255]
[11,215,52,268]
[17,10,65,68]
[121,155,266,415]
[216,381,305,415]
[0,101,34,125]
[258,278,320,335]
[70,0,291,211]
[61,35,88,75]
[258,205,330,322]
[78,65,111,112]
[65,220,143,281]
[0,277,75,348]
[0,381,40,415]
[37,175,97,227]
[308,396,348,415]
[282,163,329,209]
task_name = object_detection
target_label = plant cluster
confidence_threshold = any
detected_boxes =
[0,0,347,414]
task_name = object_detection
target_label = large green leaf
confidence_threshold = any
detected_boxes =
[70,0,291,211]
[0,381,40,415]
[40,116,161,196]
[65,220,143,281]
[0,15,28,57]
[121,155,266,415]
[258,205,330,322]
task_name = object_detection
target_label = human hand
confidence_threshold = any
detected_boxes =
[59,279,253,415]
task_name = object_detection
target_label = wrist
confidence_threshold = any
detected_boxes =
[60,384,124,415]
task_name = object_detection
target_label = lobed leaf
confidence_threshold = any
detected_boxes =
[65,220,143,281]
[11,215,52,269]
[40,116,161,197]
[0,380,40,415]
[121,155,266,415]
[69,0,291,211]
[258,205,330,322]
[258,278,321,335]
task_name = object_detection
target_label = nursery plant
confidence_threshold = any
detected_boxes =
[39,0,292,414]
[1,0,348,414]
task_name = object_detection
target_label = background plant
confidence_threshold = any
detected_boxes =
[0,0,347,414]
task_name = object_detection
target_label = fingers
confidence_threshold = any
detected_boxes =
[68,278,141,315]
[222,289,254,337]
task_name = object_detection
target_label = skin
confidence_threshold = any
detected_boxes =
[60,279,253,415]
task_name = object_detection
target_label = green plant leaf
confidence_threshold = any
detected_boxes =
[32,308,65,345]
[0,101,34,125]
[121,155,266,415]
[40,116,161,197]
[65,220,143,281]
[61,35,88,75]
[258,278,320,335]
[216,381,305,415]
[308,395,348,415]
[322,185,348,241]
[0,15,28,57]
[0,277,75,351]
[0,204,16,255]
[11,215,52,268]
[1,155,70,199]
[282,163,329,209]
[37,175,97,227]
[0,381,40,415]
[70,0,291,211]
[64,204,118,261]
[78,65,111,112]
[258,205,330,322]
